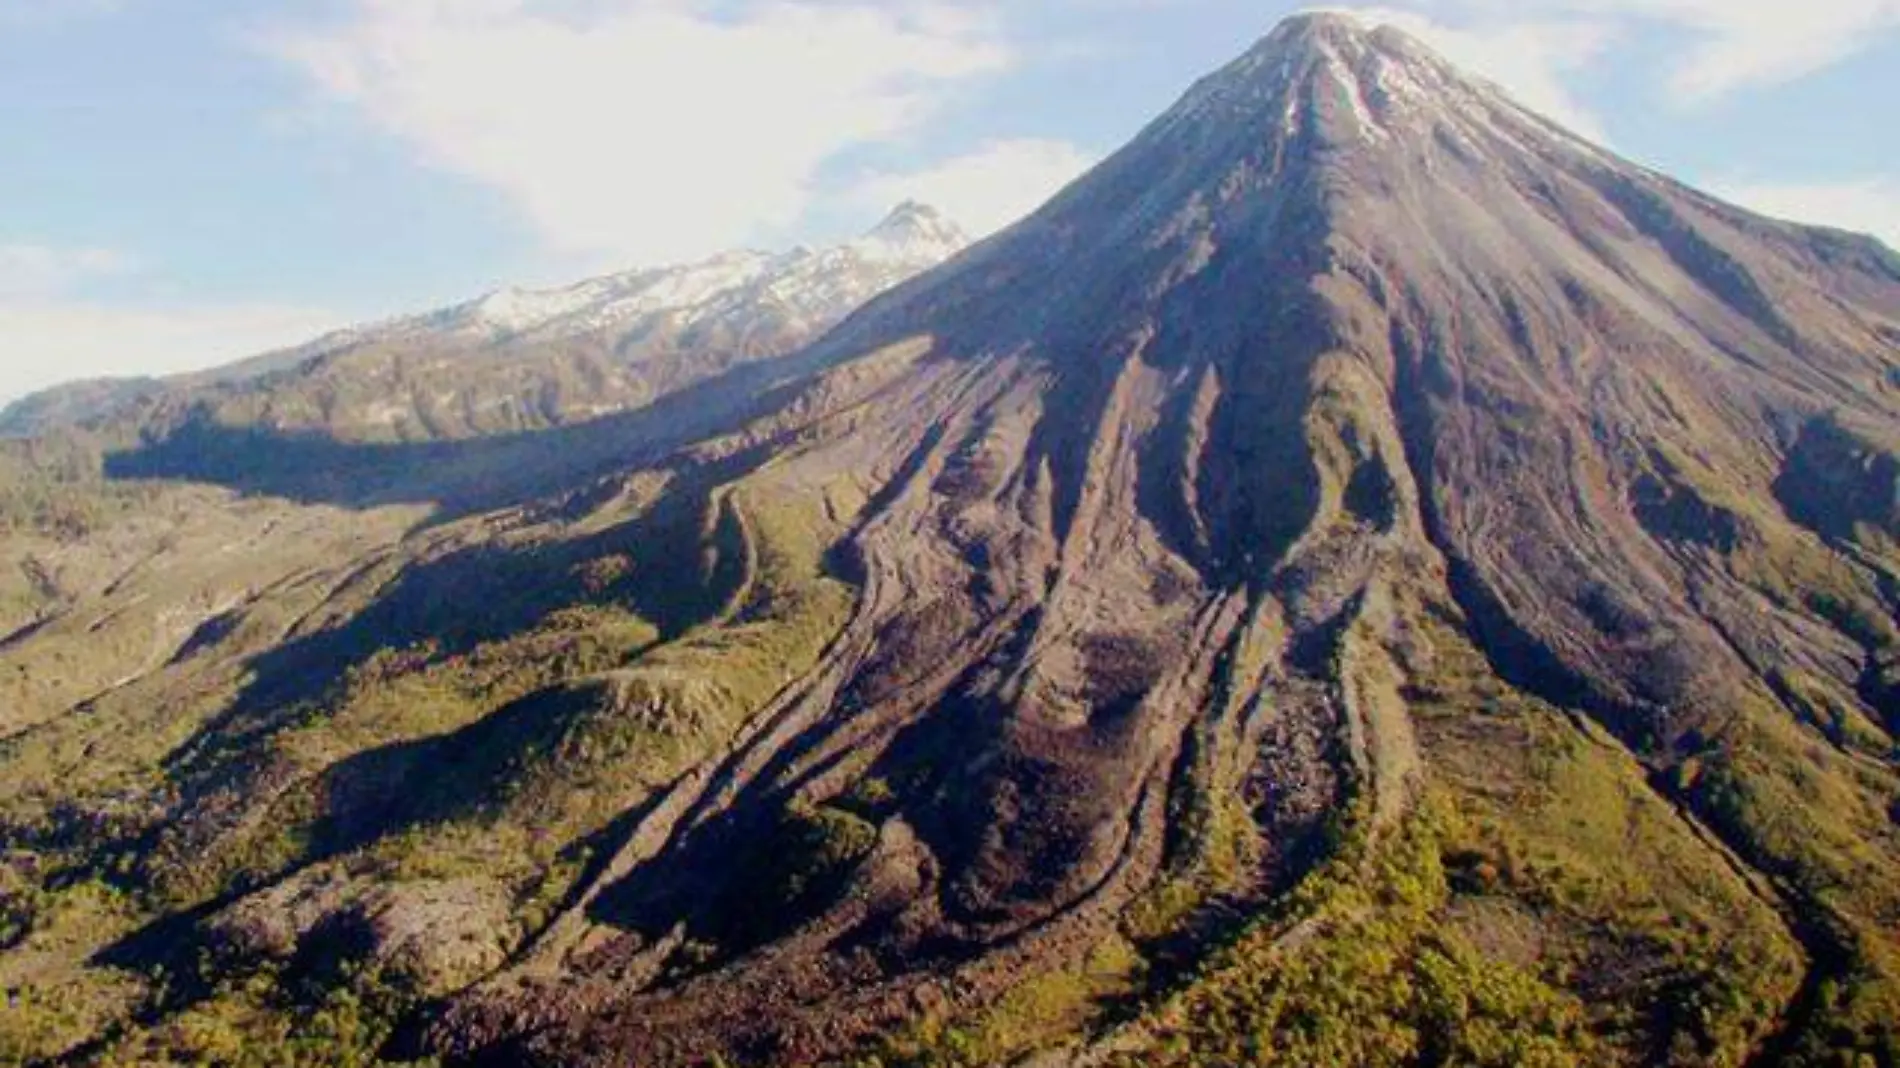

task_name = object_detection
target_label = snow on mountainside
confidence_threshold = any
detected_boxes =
[288,201,967,353]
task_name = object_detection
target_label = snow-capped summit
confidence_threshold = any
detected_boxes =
[448,250,780,339]
[854,201,969,265]
[367,204,970,345]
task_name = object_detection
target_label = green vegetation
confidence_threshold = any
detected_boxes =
[293,603,662,767]
[0,437,153,542]
[149,601,660,905]
[1408,610,1807,1064]
[1681,715,1900,1064]
[0,874,147,1066]
[495,487,857,842]
[1124,803,1602,1068]
[4,336,1898,1068]
[850,937,1144,1068]
[91,959,441,1068]
[748,800,879,924]
[833,589,1827,1068]
[155,480,861,903]
[0,457,873,1064]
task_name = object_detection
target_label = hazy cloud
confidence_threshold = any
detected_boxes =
[0,244,137,300]
[1349,0,1900,104]
[1552,0,1900,101]
[264,0,1017,266]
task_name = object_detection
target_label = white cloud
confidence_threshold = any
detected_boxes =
[1351,0,1900,104]
[846,138,1098,238]
[263,0,1014,267]
[1713,177,1900,249]
[1551,0,1900,101]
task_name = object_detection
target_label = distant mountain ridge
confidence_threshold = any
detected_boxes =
[300,199,968,350]
[0,202,968,443]
[0,376,165,440]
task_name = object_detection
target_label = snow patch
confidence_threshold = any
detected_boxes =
[323,204,968,356]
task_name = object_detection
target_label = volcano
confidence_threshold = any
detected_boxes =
[408,13,1900,1065]
[4,12,1900,1068]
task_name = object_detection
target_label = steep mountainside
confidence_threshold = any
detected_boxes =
[0,202,966,445]
[4,14,1900,1068]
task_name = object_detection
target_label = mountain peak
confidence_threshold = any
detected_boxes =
[1264,8,1374,40]
[1243,10,1435,72]
[1148,9,1595,165]
[855,201,969,263]
[878,199,942,224]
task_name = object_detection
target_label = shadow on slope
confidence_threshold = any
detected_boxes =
[160,463,755,804]
[98,345,830,517]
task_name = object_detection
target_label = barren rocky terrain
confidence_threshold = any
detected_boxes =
[3,14,1899,1068]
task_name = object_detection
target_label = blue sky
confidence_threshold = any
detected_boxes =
[1,0,1897,403]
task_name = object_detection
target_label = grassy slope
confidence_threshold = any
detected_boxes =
[0,458,861,1066]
